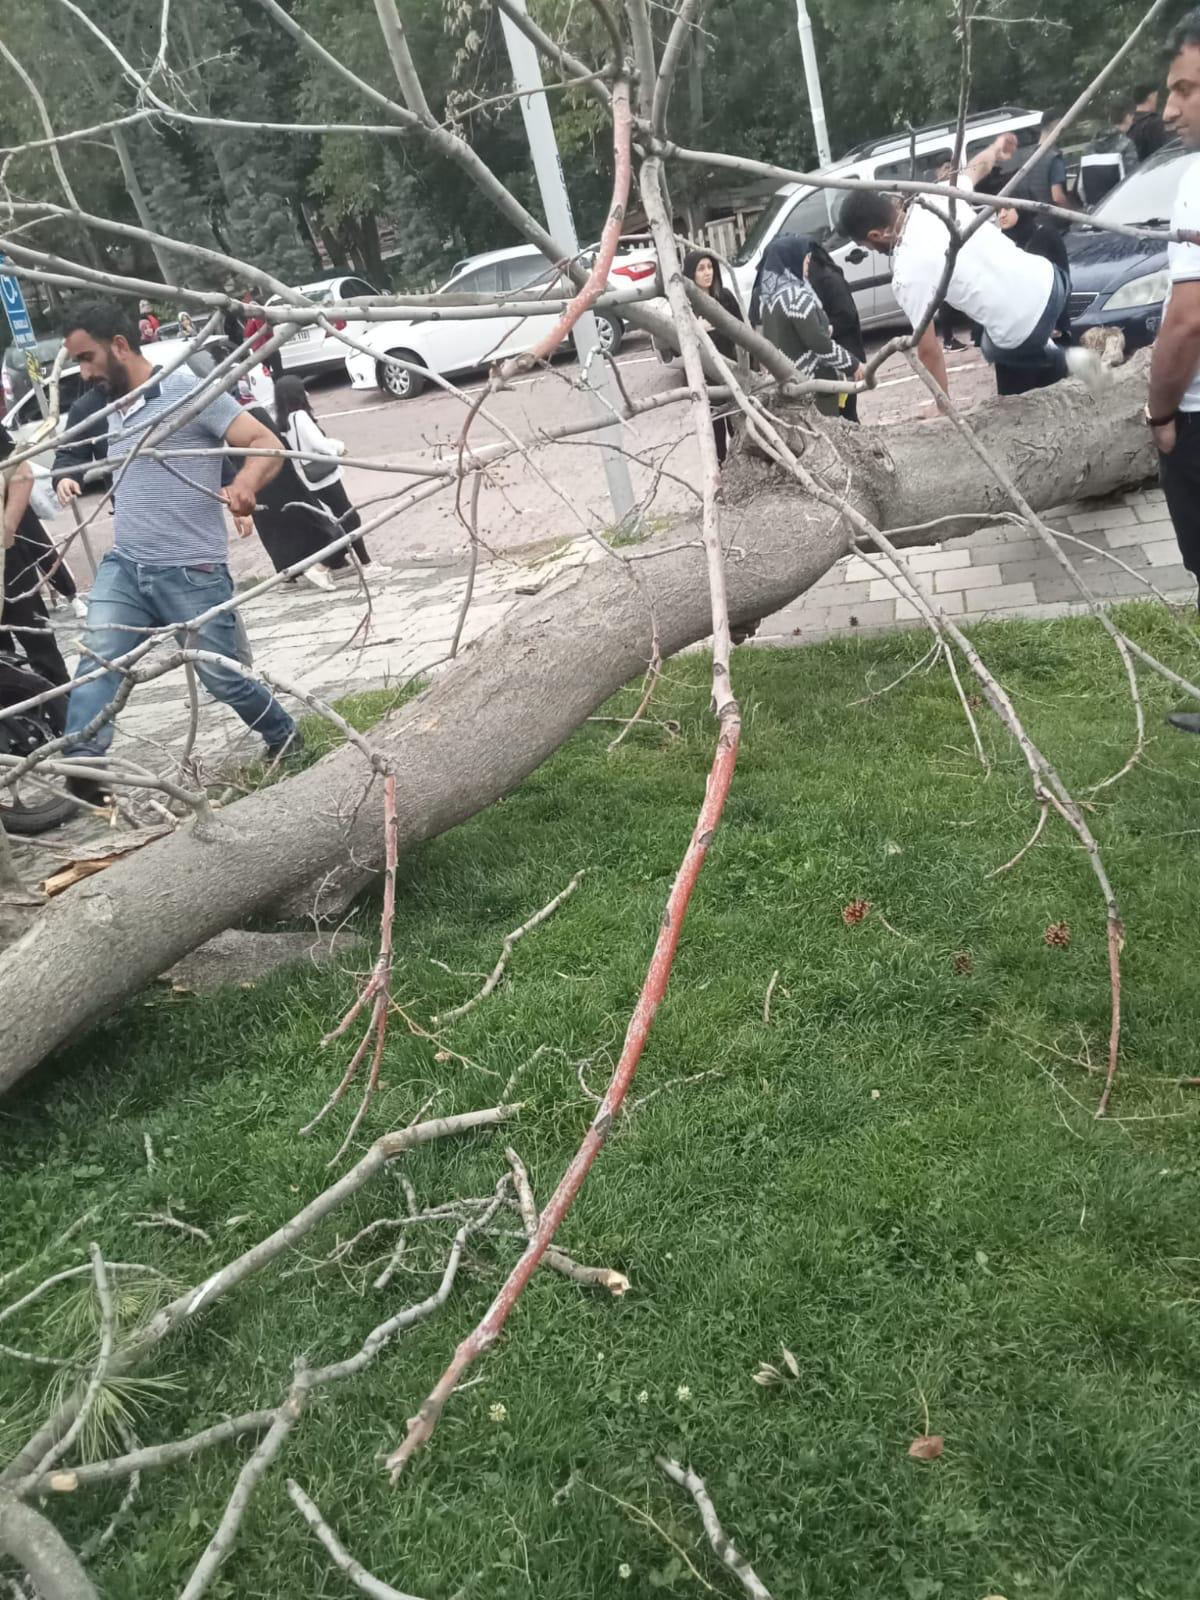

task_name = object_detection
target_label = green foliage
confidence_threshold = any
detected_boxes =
[5,616,1200,1595]
[4,0,1191,310]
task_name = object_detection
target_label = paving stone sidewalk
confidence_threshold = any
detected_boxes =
[754,484,1192,643]
[43,484,1189,774]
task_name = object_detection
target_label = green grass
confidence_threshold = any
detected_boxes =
[5,607,1200,1599]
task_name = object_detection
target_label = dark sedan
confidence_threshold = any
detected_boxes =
[1066,143,1196,353]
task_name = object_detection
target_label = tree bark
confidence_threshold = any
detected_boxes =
[0,364,1154,1091]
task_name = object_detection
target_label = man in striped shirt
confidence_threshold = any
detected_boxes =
[59,300,299,805]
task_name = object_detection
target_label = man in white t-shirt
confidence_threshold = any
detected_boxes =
[838,134,1101,398]
[1148,12,1200,674]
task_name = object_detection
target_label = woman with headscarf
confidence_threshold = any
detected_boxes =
[682,249,745,463]
[274,376,388,582]
[749,236,865,421]
[225,406,344,592]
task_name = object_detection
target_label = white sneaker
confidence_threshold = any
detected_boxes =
[1065,347,1112,394]
[363,562,392,585]
[302,564,337,593]
[72,596,89,619]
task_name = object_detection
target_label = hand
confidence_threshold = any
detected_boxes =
[56,477,82,507]
[222,479,257,518]
[1153,419,1177,456]
[234,514,255,539]
[994,131,1018,162]
[852,363,867,385]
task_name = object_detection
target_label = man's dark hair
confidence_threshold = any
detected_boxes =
[1168,10,1200,56]
[837,187,898,245]
[62,298,141,351]
[1041,108,1061,130]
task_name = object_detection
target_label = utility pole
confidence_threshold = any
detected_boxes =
[496,0,636,528]
[794,0,832,168]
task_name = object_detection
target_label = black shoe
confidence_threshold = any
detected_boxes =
[942,337,967,352]
[265,727,305,765]
[66,774,113,810]
[1166,711,1200,736]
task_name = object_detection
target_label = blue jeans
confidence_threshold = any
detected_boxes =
[979,266,1069,378]
[64,553,295,759]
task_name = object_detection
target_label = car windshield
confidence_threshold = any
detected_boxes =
[733,192,794,266]
[1090,143,1195,227]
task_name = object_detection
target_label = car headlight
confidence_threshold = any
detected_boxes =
[1104,269,1171,311]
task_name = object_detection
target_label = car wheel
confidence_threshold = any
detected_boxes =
[379,351,426,400]
[594,313,623,357]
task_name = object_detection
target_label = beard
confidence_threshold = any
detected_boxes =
[97,348,130,397]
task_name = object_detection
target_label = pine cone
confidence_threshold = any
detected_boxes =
[842,899,872,926]
[1044,921,1071,948]
[951,951,973,975]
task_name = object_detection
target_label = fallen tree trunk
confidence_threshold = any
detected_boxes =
[0,363,1154,1091]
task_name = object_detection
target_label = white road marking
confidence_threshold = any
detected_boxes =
[876,360,979,389]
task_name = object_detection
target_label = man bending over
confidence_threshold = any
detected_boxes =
[837,134,1103,399]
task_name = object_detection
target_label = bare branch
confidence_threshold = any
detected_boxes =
[34,1412,276,1495]
[17,1246,115,1495]
[433,870,587,1025]
[656,1457,774,1600]
[0,1494,99,1600]
[288,1479,427,1600]
[0,1110,518,1490]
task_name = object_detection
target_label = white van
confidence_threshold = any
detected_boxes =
[727,106,1045,329]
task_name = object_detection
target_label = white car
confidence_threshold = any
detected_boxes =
[268,274,379,375]
[343,245,637,400]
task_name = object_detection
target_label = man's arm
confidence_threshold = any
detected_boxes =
[1148,278,1200,453]
[1048,152,1072,211]
[221,409,284,517]
[52,388,109,505]
[915,320,949,399]
[964,131,1017,189]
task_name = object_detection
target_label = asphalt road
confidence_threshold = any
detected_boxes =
[55,332,995,585]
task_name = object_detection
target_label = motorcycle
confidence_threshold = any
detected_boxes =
[0,651,76,835]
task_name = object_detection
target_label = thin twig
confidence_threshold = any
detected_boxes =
[433,870,587,1025]
[288,1479,427,1599]
[133,1213,212,1246]
[504,1148,630,1295]
[762,970,779,1025]
[656,1457,775,1600]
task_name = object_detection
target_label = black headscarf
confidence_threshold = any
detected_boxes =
[749,235,865,362]
[682,249,744,359]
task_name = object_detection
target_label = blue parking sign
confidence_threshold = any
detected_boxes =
[0,256,36,349]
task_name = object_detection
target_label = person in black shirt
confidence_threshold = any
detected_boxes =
[1129,83,1167,163]
[0,423,70,686]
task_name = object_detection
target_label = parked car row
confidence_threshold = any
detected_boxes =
[6,121,1187,425]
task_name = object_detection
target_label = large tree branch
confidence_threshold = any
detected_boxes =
[0,365,1153,1093]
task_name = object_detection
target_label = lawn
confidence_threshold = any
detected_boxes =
[3,609,1200,1600]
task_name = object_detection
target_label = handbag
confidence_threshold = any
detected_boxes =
[288,416,343,486]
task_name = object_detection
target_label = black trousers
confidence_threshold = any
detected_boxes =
[1,546,69,686]
[1158,412,1200,579]
[16,519,76,600]
[712,413,729,465]
[314,478,370,567]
